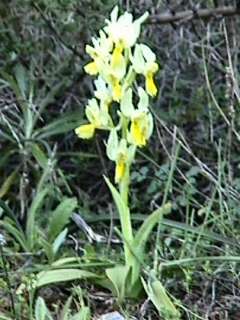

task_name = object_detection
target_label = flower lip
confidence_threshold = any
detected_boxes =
[75,124,95,139]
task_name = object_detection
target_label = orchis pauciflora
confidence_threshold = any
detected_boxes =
[75,6,179,318]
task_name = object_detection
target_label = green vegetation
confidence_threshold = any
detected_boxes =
[1,1,240,319]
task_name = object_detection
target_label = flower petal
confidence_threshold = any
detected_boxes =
[75,124,95,139]
[110,44,126,79]
[115,158,126,183]
[131,118,146,147]
[84,61,99,75]
[145,72,157,97]
[111,77,122,102]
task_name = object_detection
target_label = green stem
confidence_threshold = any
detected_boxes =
[119,165,130,206]
[118,114,138,280]
[119,115,130,212]
[119,160,134,267]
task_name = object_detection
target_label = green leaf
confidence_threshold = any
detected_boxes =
[31,143,48,169]
[104,176,135,277]
[0,313,13,320]
[1,69,32,138]
[36,269,99,288]
[14,64,28,98]
[34,113,83,139]
[0,150,16,169]
[0,130,16,143]
[0,199,22,229]
[0,168,18,198]
[104,177,132,242]
[52,257,82,267]
[0,72,22,105]
[106,265,130,302]
[134,202,171,253]
[52,228,68,255]
[35,297,53,320]
[40,237,53,263]
[71,307,91,320]
[34,81,65,125]
[26,188,49,250]
[0,218,28,251]
[117,203,171,289]
[60,296,72,320]
[48,198,77,242]
[142,277,180,319]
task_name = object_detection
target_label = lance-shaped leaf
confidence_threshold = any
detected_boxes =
[106,265,130,302]
[36,269,99,288]
[142,277,180,319]
[133,202,171,254]
[104,176,133,242]
[48,197,77,241]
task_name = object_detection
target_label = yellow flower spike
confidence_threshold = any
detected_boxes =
[75,124,95,139]
[84,61,99,75]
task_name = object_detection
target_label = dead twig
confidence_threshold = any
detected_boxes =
[150,6,240,25]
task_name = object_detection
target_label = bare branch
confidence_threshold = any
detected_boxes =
[150,6,240,24]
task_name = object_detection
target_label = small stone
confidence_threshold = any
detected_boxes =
[99,311,125,320]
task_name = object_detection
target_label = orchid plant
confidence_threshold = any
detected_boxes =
[75,6,179,318]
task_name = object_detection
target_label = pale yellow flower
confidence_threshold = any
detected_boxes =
[115,152,127,183]
[105,6,148,49]
[128,112,153,147]
[75,99,112,139]
[94,77,112,109]
[145,62,159,97]
[75,124,95,139]
[110,42,126,79]
[84,31,113,76]
[110,76,123,102]
[119,87,153,147]
[106,130,135,183]
[131,44,159,97]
